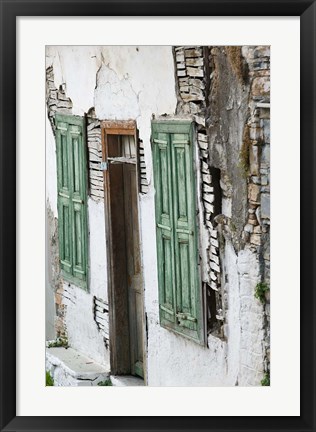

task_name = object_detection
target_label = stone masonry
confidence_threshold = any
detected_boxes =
[174,46,224,337]
[242,45,270,376]
[174,45,270,380]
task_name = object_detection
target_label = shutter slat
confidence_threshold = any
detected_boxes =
[171,132,198,334]
[56,125,73,275]
[153,131,176,325]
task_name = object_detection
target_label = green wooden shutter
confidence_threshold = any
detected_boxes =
[152,121,204,344]
[152,131,176,326]
[56,114,88,289]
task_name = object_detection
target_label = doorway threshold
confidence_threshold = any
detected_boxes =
[110,375,145,386]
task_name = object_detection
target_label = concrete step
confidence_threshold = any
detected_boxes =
[110,375,145,386]
[46,347,110,386]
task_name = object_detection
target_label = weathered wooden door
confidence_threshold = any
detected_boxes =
[101,121,145,379]
[123,164,144,378]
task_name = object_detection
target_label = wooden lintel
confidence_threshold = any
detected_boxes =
[101,120,136,134]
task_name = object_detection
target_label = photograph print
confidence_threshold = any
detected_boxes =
[45,45,270,387]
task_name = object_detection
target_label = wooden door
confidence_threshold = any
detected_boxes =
[123,164,144,378]
[102,123,145,379]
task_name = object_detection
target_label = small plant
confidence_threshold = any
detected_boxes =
[255,282,269,304]
[261,372,270,386]
[97,379,112,386]
[47,337,68,348]
[46,371,54,386]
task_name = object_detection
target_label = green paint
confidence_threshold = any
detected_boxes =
[152,121,204,344]
[56,114,88,290]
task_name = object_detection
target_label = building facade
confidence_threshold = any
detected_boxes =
[46,45,270,386]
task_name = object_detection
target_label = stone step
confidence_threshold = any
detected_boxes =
[110,375,145,386]
[46,347,110,386]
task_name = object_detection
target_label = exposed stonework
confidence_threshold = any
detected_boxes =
[207,46,250,250]
[139,139,149,194]
[46,66,73,133]
[87,111,104,201]
[174,46,223,337]
[206,45,270,380]
[93,296,109,348]
[242,45,270,377]
[175,46,209,115]
[174,45,270,380]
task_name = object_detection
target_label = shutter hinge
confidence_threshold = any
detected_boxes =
[100,161,108,171]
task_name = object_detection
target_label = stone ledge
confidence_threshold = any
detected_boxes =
[110,375,145,387]
[46,347,110,386]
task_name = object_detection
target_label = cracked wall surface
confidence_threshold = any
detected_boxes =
[46,53,109,366]
[208,45,270,384]
[46,45,176,373]
[174,45,224,338]
[46,45,269,386]
[171,45,270,385]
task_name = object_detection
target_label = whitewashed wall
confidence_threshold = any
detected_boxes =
[46,46,265,385]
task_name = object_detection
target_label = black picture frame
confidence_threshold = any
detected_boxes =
[0,1,315,431]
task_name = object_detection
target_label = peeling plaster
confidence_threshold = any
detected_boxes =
[46,45,269,386]
[95,64,141,120]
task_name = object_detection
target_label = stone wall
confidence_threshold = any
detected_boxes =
[46,66,73,131]
[174,45,270,381]
[209,45,270,380]
[174,46,224,337]
[242,45,270,376]
[87,113,103,201]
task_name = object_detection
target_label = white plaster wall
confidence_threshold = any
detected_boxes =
[46,45,265,385]
[94,45,177,188]
[45,215,56,341]
[87,198,108,301]
[62,199,108,366]
[146,239,263,387]
[45,45,176,370]
[45,109,58,341]
[46,111,58,217]
[62,282,109,366]
[237,247,265,386]
[46,46,102,115]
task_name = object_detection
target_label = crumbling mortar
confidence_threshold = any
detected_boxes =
[242,47,270,378]
[46,65,73,135]
[174,45,224,335]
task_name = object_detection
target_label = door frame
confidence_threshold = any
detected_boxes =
[101,120,147,381]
